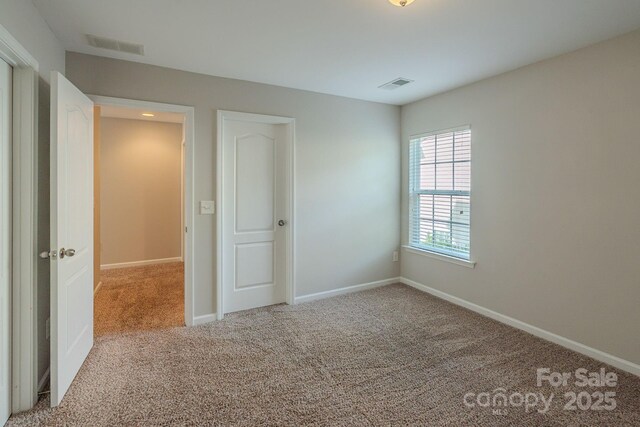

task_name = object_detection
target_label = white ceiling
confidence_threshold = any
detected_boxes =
[33,0,640,105]
[99,105,184,124]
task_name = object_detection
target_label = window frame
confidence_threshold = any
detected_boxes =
[408,125,472,261]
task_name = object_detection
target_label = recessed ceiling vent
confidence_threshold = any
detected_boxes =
[86,34,145,56]
[379,77,414,90]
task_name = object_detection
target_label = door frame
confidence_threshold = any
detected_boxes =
[89,95,196,327]
[216,110,296,320]
[0,24,40,413]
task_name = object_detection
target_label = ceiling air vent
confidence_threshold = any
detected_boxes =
[86,34,145,56]
[379,77,414,90]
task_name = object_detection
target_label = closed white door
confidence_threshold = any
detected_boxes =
[0,58,12,426]
[50,71,94,407]
[222,118,290,313]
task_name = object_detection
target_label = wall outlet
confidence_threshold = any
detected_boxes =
[46,318,50,340]
[392,251,399,262]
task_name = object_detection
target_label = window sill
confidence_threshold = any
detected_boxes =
[402,246,476,269]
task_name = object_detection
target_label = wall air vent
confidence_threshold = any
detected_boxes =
[86,34,145,56]
[379,77,414,90]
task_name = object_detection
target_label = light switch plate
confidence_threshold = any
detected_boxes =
[200,201,215,215]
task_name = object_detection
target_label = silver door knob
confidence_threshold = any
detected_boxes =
[278,220,288,227]
[59,248,76,259]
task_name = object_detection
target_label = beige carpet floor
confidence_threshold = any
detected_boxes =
[94,262,185,336]
[9,284,640,426]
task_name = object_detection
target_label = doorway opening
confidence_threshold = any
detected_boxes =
[91,97,195,336]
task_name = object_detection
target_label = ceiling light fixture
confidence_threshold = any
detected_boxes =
[142,113,155,117]
[389,0,415,7]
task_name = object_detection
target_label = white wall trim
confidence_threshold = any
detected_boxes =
[100,257,183,271]
[216,110,296,320]
[36,368,49,393]
[0,23,40,414]
[0,24,39,72]
[192,314,217,326]
[400,277,640,377]
[295,277,401,305]
[89,95,196,327]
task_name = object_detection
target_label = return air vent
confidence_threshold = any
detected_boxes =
[86,34,145,56]
[378,77,413,90]
[379,77,414,90]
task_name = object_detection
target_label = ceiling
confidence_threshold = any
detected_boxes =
[33,0,640,105]
[99,105,184,124]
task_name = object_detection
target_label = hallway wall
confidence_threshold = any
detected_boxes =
[100,117,183,267]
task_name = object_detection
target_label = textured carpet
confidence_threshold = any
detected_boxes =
[94,262,184,336]
[9,284,640,426]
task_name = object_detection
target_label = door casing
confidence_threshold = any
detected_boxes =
[0,55,13,426]
[216,111,295,319]
[0,23,39,414]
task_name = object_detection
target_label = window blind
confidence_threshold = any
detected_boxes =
[409,126,471,260]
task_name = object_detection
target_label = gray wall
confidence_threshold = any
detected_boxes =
[100,118,183,266]
[0,0,66,387]
[401,30,640,365]
[66,52,401,318]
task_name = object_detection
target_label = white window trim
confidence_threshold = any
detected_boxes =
[408,125,472,262]
[402,245,476,268]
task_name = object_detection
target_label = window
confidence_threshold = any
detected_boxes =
[409,126,471,260]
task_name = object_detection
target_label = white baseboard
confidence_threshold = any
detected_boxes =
[400,277,640,377]
[101,257,183,270]
[193,313,217,326]
[93,281,102,296]
[37,368,50,393]
[295,277,401,305]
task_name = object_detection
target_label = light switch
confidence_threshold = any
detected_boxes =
[200,201,215,215]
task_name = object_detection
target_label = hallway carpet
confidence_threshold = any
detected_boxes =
[94,262,184,336]
[9,284,640,426]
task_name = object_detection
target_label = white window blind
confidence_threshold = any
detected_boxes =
[409,126,471,260]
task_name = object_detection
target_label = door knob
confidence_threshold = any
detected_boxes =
[278,220,288,227]
[59,248,76,259]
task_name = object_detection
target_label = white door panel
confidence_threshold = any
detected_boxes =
[50,71,94,407]
[235,133,275,232]
[222,120,289,313]
[0,58,12,426]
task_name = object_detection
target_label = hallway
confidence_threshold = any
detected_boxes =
[94,262,184,336]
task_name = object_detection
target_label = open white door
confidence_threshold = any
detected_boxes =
[0,57,12,426]
[50,71,94,407]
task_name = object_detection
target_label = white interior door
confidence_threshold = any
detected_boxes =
[222,118,289,313]
[50,71,94,407]
[0,58,12,426]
